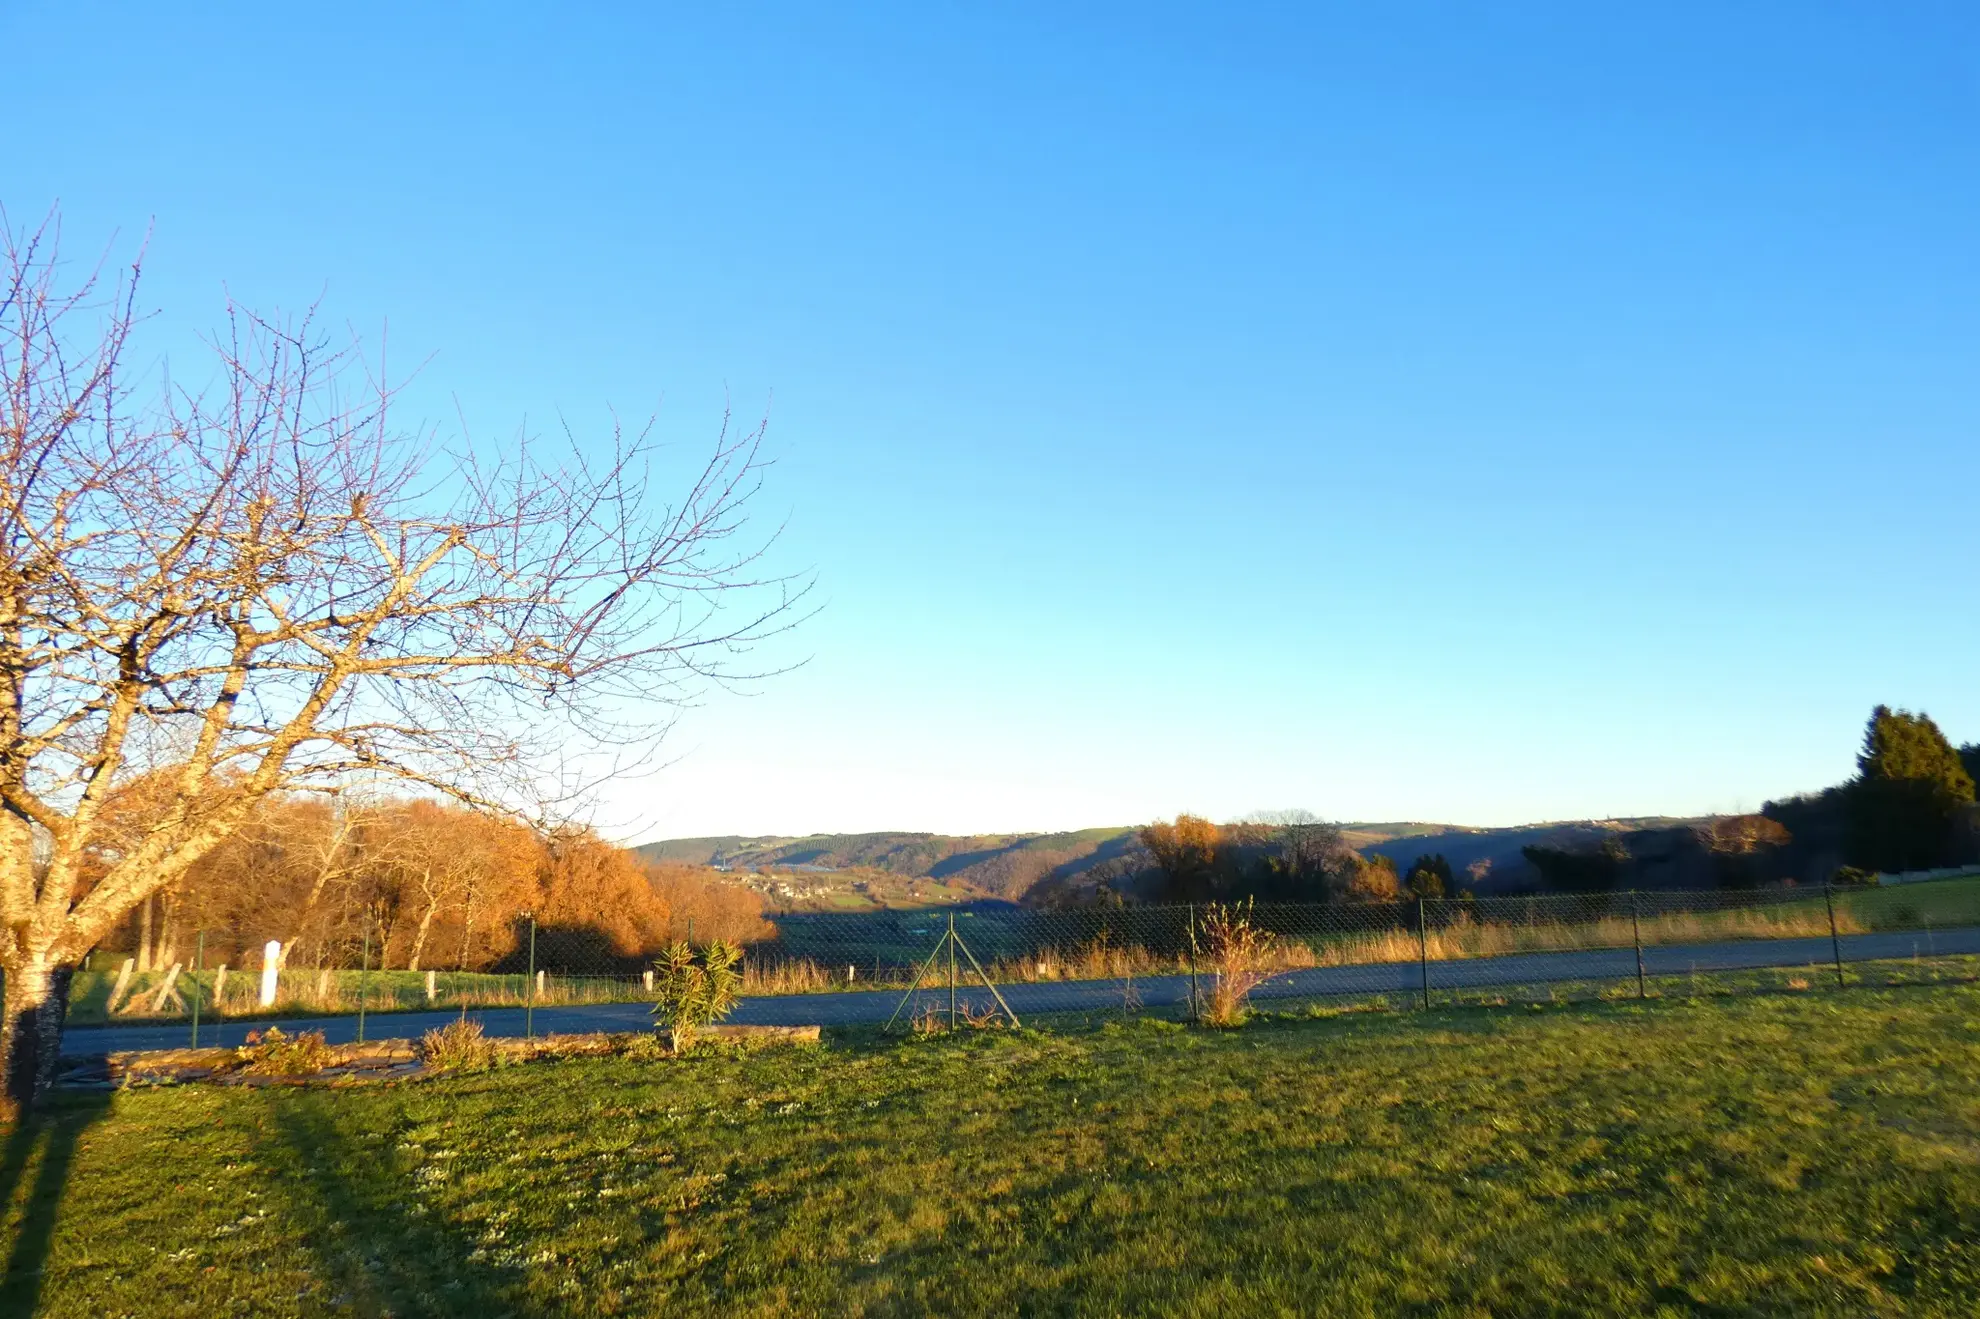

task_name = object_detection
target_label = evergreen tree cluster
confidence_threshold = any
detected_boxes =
[1404,853,1453,898]
[1844,705,1976,873]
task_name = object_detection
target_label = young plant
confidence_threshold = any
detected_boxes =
[1198,898,1275,1027]
[420,1018,497,1072]
[650,940,743,1051]
[234,1027,333,1076]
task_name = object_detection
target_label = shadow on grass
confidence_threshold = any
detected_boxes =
[0,1090,113,1316]
[264,1095,546,1318]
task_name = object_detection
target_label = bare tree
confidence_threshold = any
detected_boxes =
[276,794,375,965]
[1247,808,1348,896]
[0,209,805,1111]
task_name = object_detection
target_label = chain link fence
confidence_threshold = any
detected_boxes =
[765,879,1980,1027]
[63,875,1980,1046]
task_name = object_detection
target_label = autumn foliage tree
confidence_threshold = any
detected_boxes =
[1333,852,1402,903]
[135,794,765,976]
[532,827,674,965]
[1139,814,1223,900]
[0,210,803,1112]
[529,829,765,969]
[1141,811,1373,903]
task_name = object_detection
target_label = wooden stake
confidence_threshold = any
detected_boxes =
[107,957,135,1014]
[150,962,184,1013]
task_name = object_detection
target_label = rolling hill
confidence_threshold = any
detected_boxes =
[635,817,1712,901]
[635,828,1137,899]
[1353,818,1705,891]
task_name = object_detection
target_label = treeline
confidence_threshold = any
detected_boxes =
[100,794,769,975]
[1132,813,1458,905]
[1763,705,1978,877]
[1520,705,1979,892]
[1125,705,1979,906]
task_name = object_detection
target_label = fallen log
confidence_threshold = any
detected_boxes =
[663,1024,822,1050]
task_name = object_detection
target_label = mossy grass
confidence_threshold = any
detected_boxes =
[7,984,1980,1315]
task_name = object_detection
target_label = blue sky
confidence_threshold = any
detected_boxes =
[9,3,1978,839]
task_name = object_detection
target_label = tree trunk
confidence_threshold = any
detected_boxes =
[282,886,333,968]
[458,884,478,971]
[157,898,179,970]
[283,820,358,968]
[407,900,439,974]
[2,955,76,1119]
[136,896,154,973]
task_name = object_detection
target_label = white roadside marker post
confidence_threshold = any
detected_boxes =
[259,940,282,1008]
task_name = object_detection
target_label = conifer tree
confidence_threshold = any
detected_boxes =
[1845,706,1975,873]
[1404,853,1453,898]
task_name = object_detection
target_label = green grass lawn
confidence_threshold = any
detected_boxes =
[8,986,1980,1316]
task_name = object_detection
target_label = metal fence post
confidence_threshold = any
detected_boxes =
[525,913,538,1039]
[357,915,370,1045]
[1826,883,1845,988]
[190,930,205,1048]
[1630,890,1646,1000]
[947,912,958,1031]
[1186,904,1201,1024]
[1417,898,1431,1010]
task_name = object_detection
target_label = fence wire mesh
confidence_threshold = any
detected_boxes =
[64,875,1980,1047]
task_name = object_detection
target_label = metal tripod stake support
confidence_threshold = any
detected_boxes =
[883,911,1021,1033]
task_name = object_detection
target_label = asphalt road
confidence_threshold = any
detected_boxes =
[61,926,1980,1057]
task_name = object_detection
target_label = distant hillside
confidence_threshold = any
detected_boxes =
[1356,818,1706,892]
[634,828,1138,899]
[1336,822,1475,850]
[636,817,1711,901]
[639,836,789,866]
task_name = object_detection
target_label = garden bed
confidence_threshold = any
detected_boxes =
[54,1023,823,1089]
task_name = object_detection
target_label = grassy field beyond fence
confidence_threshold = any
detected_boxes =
[62,967,649,1028]
[65,876,1980,1027]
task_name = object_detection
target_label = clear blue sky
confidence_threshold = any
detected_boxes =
[9,3,1978,839]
